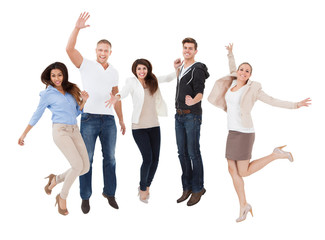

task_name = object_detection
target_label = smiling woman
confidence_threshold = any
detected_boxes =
[106,58,177,203]
[18,62,90,216]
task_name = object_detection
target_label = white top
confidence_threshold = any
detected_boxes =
[179,62,196,80]
[225,81,255,133]
[117,72,176,124]
[79,58,119,115]
[132,89,160,130]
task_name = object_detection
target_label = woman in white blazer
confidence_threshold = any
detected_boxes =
[106,59,176,203]
[208,44,311,222]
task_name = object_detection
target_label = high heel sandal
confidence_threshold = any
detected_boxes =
[55,194,69,216]
[236,204,253,223]
[44,174,56,195]
[273,145,294,162]
[138,187,149,204]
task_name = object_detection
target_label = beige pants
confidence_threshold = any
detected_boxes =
[52,124,90,199]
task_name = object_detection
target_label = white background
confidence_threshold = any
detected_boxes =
[1,0,324,239]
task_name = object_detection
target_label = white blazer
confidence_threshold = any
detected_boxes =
[117,72,176,124]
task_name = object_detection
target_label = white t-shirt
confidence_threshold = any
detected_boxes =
[225,81,255,133]
[79,58,119,115]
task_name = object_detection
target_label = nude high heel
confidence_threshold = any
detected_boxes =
[138,187,149,204]
[55,194,69,216]
[44,174,56,195]
[236,204,253,223]
[273,145,294,162]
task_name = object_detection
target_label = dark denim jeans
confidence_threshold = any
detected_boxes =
[79,113,117,200]
[132,127,161,191]
[175,113,204,193]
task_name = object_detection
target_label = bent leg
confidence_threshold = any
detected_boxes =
[53,125,85,200]
[237,154,279,177]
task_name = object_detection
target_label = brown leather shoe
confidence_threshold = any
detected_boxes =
[102,193,119,209]
[187,188,206,206]
[177,190,192,203]
[81,199,90,214]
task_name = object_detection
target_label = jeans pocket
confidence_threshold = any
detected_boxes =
[81,113,90,122]
[194,115,202,125]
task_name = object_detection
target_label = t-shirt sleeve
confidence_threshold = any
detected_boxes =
[79,58,90,73]
[113,70,119,87]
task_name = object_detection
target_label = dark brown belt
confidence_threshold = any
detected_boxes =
[176,109,191,115]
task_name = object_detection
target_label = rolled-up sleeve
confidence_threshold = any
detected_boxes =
[193,68,206,95]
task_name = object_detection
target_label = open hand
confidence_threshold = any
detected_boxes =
[76,12,90,30]
[105,92,119,108]
[297,98,312,108]
[225,43,233,53]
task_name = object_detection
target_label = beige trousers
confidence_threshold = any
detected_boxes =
[52,124,90,199]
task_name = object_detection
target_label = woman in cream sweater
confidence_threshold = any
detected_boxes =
[208,44,311,222]
[106,59,176,203]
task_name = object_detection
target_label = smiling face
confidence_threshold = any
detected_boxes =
[182,42,197,61]
[236,63,252,83]
[50,69,64,87]
[136,64,148,81]
[96,43,111,64]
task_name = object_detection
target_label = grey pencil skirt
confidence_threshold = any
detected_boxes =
[226,130,255,161]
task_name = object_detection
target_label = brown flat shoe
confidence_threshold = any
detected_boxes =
[177,190,192,203]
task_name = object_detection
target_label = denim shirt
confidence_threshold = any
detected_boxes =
[29,85,82,126]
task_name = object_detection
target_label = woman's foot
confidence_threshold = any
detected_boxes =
[273,145,294,162]
[44,174,57,195]
[55,194,69,216]
[138,187,149,203]
[236,204,253,222]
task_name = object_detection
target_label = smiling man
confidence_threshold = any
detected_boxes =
[66,12,125,213]
[174,38,209,206]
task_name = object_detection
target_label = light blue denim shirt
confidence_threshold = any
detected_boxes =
[29,85,82,126]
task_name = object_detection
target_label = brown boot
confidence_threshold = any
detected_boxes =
[187,188,206,206]
[177,190,192,203]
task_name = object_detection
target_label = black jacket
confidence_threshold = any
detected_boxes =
[175,62,209,115]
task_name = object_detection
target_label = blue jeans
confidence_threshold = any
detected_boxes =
[175,113,204,193]
[79,113,117,200]
[132,127,161,191]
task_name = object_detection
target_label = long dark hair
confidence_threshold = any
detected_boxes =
[41,62,83,105]
[132,59,158,95]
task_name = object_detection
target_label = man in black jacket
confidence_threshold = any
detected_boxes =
[174,38,209,206]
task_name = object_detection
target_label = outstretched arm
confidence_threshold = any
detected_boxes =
[225,43,237,74]
[66,12,90,68]
[258,90,312,109]
[18,125,33,146]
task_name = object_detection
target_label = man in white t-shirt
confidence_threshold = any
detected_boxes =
[66,12,125,213]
